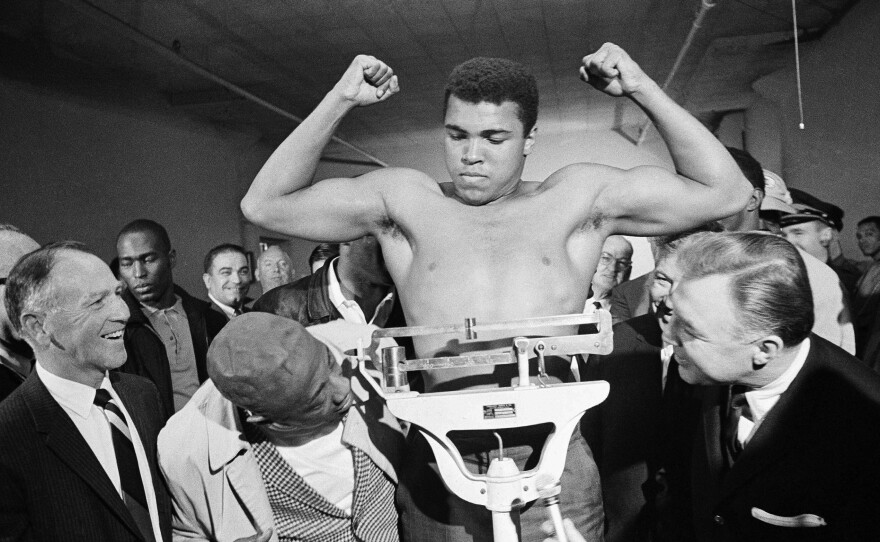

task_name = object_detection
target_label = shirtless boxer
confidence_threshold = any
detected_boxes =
[242,43,750,541]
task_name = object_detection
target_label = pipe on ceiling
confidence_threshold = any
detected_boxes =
[60,0,389,167]
[636,0,718,145]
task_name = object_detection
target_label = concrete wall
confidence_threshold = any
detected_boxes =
[750,0,879,263]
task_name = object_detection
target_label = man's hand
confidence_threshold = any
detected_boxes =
[233,527,273,542]
[579,43,651,97]
[333,55,399,106]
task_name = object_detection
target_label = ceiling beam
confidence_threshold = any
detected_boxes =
[57,0,389,167]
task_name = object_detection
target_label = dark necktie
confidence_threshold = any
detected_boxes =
[721,384,751,468]
[93,389,156,542]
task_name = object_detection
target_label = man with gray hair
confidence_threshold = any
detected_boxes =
[0,241,170,541]
[255,245,295,294]
[0,224,40,401]
[658,232,880,541]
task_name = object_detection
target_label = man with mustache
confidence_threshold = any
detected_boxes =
[203,243,254,319]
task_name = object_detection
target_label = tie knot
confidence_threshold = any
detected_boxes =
[93,388,113,408]
[729,384,752,420]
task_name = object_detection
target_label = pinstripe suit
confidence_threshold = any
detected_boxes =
[0,371,171,542]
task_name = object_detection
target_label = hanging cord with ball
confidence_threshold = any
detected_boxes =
[792,0,805,130]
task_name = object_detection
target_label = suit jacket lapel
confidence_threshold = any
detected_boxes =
[717,341,822,500]
[698,385,726,493]
[25,373,144,540]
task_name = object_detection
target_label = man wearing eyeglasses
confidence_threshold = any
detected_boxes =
[0,224,39,402]
[585,236,633,313]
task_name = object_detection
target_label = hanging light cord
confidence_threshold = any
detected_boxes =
[792,0,805,129]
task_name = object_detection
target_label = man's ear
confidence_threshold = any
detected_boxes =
[168,249,177,269]
[745,188,763,212]
[202,273,211,290]
[523,125,537,156]
[752,335,784,369]
[819,225,833,248]
[20,312,50,349]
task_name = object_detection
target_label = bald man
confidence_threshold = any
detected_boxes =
[0,225,40,401]
[585,235,633,312]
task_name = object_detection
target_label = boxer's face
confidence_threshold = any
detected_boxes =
[444,96,536,205]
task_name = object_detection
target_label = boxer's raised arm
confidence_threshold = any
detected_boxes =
[241,56,400,241]
[580,43,751,235]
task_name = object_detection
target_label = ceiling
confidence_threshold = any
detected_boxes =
[0,0,861,165]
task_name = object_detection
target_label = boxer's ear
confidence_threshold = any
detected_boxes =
[524,125,537,156]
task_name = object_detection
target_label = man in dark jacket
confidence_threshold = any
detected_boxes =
[116,219,226,417]
[0,225,40,402]
[254,235,404,329]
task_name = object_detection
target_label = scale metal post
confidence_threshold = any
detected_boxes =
[355,310,613,542]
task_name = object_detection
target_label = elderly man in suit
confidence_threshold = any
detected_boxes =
[0,241,170,542]
[659,231,880,541]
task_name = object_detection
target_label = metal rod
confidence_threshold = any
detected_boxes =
[637,0,718,145]
[62,0,389,167]
[372,313,603,340]
[401,353,514,371]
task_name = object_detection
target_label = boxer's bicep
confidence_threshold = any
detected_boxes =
[595,165,725,236]
[251,168,425,242]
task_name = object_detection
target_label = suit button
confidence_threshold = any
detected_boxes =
[713,514,725,525]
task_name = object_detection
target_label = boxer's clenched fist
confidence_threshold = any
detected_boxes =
[579,43,650,97]
[334,55,399,106]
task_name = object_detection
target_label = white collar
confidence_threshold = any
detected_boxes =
[36,362,112,419]
[327,258,353,309]
[326,259,394,326]
[745,338,810,423]
[208,293,237,318]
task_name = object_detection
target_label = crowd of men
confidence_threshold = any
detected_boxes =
[1,41,879,542]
